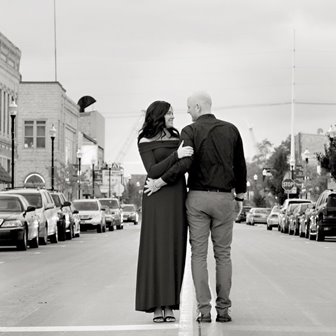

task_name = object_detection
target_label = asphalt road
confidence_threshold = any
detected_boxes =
[0,221,336,336]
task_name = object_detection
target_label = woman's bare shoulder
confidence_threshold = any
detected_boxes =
[139,137,152,143]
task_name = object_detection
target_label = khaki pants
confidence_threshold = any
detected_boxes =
[186,191,235,315]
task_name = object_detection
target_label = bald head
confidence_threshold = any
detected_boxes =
[187,91,212,121]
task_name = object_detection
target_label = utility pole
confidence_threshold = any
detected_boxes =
[290,29,296,180]
[53,0,57,81]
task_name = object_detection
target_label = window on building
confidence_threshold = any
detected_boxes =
[24,120,46,149]
[36,121,46,148]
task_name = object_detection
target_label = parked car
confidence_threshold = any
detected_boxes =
[121,204,139,224]
[288,202,312,236]
[73,199,106,233]
[246,207,270,225]
[266,206,281,230]
[278,198,312,233]
[0,194,39,250]
[235,205,252,223]
[308,189,336,241]
[4,188,59,244]
[299,203,315,238]
[97,198,123,231]
[50,191,80,239]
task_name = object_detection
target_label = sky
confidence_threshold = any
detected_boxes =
[1,0,336,176]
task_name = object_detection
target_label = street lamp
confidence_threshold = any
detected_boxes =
[92,159,95,198]
[108,165,112,198]
[302,149,310,199]
[246,181,251,200]
[77,149,82,199]
[49,124,56,191]
[9,99,17,189]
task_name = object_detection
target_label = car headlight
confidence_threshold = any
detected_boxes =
[1,220,23,228]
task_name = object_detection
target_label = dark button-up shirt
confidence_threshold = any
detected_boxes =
[161,114,247,194]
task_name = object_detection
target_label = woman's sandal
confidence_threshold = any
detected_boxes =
[164,315,176,322]
[153,316,165,323]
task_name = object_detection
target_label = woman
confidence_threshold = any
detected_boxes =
[135,101,193,323]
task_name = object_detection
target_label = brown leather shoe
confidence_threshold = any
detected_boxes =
[216,310,232,323]
[196,313,211,323]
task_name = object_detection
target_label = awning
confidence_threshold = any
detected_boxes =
[0,165,11,184]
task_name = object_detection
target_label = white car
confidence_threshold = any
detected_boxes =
[121,204,139,224]
[73,199,106,233]
[266,206,281,230]
[4,188,59,244]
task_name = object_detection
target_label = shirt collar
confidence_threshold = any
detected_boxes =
[197,114,215,121]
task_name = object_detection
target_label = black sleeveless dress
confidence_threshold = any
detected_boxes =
[135,140,188,312]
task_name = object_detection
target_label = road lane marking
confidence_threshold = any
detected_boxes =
[0,324,178,332]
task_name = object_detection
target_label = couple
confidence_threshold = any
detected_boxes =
[135,92,247,324]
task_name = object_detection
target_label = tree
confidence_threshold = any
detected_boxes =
[252,139,273,168]
[264,136,291,205]
[316,135,336,181]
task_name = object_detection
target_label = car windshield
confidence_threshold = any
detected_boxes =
[99,199,119,209]
[327,194,336,207]
[123,205,135,212]
[73,201,99,211]
[0,197,23,212]
[18,193,42,208]
[255,209,268,214]
[51,194,61,207]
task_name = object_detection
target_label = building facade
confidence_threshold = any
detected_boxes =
[0,32,21,185]
[295,132,329,166]
[16,82,80,191]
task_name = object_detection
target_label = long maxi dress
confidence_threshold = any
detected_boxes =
[136,140,188,312]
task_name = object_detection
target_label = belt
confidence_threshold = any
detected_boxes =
[190,187,232,193]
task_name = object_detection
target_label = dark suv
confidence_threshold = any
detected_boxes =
[309,189,336,241]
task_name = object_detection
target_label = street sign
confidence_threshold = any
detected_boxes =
[282,178,295,191]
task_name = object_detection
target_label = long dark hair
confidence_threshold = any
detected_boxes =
[138,100,180,143]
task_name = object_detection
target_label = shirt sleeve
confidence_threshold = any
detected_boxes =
[161,126,194,184]
[233,131,247,194]
[138,146,179,179]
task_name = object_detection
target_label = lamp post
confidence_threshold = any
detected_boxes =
[302,149,310,199]
[92,159,95,198]
[9,100,17,189]
[49,124,56,191]
[108,165,112,198]
[77,149,82,199]
[246,181,251,201]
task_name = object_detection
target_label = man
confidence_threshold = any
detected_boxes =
[145,91,247,323]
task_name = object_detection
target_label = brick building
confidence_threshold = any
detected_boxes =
[0,32,21,186]
[16,82,80,190]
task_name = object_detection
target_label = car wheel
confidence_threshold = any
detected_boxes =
[97,224,102,233]
[29,235,39,248]
[109,225,114,231]
[17,229,28,251]
[316,225,324,242]
[267,225,272,230]
[50,225,58,244]
[134,221,138,225]
[39,223,48,245]
[66,226,73,240]
[58,221,66,241]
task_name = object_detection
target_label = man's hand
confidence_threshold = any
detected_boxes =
[144,178,167,196]
[234,193,245,219]
[177,140,194,159]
